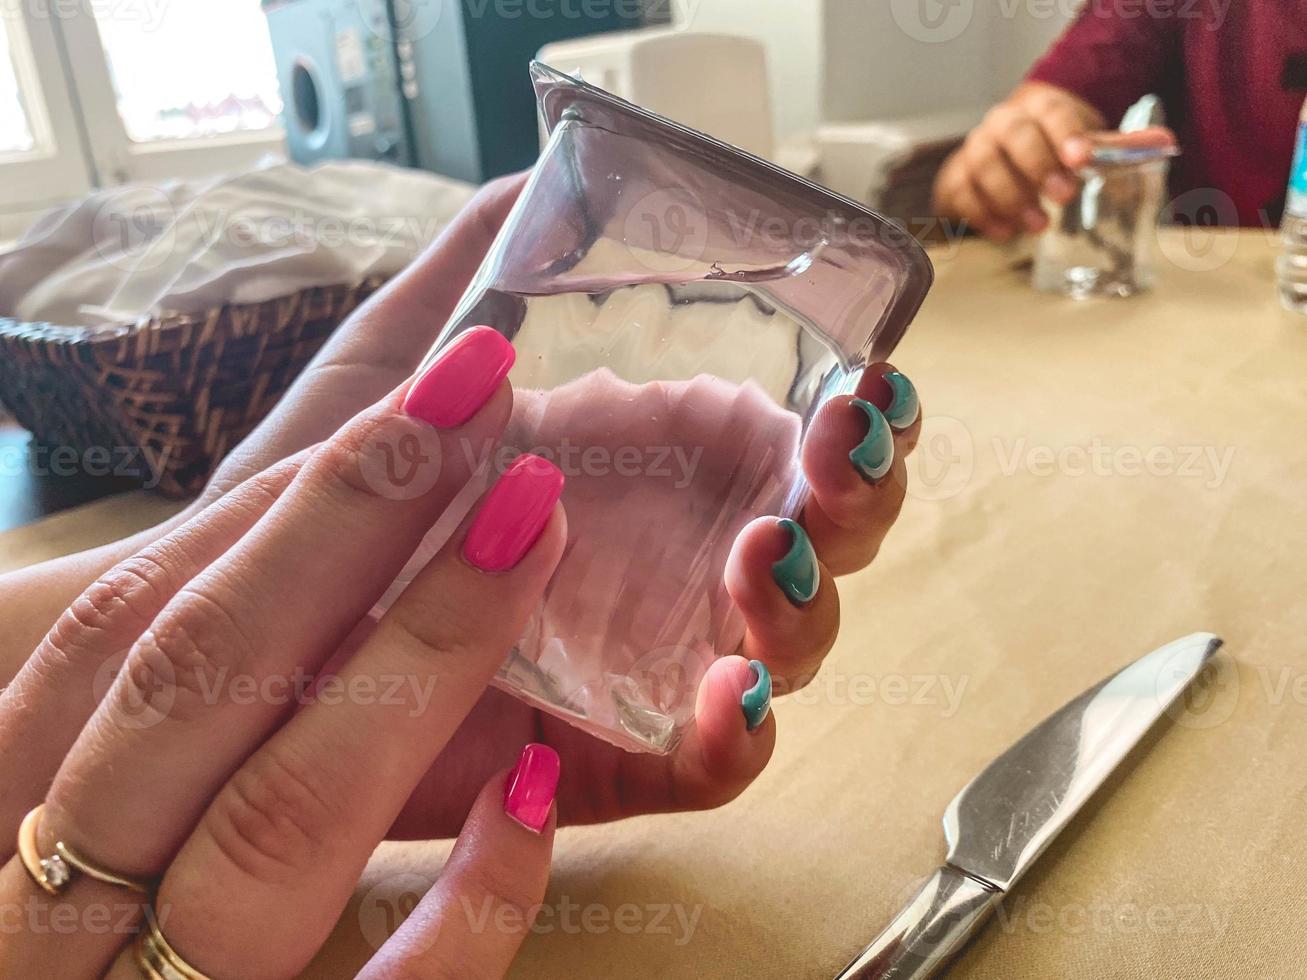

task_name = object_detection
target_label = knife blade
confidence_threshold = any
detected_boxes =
[834,632,1223,980]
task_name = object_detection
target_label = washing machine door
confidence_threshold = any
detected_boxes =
[263,0,411,166]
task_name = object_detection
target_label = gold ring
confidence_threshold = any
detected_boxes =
[135,910,213,980]
[16,804,154,896]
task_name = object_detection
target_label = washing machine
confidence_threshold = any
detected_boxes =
[263,0,644,182]
[263,0,412,166]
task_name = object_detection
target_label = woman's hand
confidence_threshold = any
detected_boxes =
[0,354,591,977]
[158,173,925,835]
[367,360,922,839]
[0,172,924,850]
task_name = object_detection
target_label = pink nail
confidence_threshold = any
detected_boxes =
[463,455,564,572]
[503,743,560,833]
[403,326,515,429]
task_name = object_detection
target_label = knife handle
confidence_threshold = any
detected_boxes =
[833,866,1002,980]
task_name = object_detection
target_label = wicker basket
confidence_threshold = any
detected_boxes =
[0,278,386,498]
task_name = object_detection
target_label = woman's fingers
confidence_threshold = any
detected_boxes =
[3,330,516,974]
[358,747,559,980]
[0,452,308,847]
[567,655,775,824]
[43,326,516,869]
[0,454,311,979]
[142,457,565,978]
[724,517,839,688]
[672,655,777,798]
[799,364,921,575]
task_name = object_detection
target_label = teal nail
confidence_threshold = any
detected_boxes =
[849,398,894,483]
[741,660,772,732]
[883,371,920,431]
[771,518,819,606]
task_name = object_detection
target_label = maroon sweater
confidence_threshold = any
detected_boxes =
[1027,0,1307,227]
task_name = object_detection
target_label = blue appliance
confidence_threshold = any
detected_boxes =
[263,0,643,182]
[263,0,412,166]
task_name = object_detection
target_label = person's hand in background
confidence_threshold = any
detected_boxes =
[932,80,1176,241]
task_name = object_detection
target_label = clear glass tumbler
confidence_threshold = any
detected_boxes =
[1033,150,1170,299]
[388,65,933,753]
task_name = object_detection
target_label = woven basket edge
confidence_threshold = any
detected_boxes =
[0,276,387,350]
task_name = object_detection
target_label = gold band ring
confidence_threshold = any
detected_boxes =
[16,803,154,896]
[135,910,213,980]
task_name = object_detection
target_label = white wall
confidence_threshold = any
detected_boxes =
[990,3,1077,92]
[821,1,1076,123]
[676,0,1076,135]
[823,3,987,122]
[675,0,823,142]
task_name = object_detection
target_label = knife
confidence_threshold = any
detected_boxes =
[834,632,1223,980]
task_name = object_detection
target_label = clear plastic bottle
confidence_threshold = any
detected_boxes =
[1277,95,1307,313]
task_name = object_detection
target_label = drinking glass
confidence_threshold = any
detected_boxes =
[385,65,934,753]
[1033,150,1170,299]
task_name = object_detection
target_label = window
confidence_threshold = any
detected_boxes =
[92,0,283,143]
[0,1,285,240]
[0,6,93,240]
[0,17,35,155]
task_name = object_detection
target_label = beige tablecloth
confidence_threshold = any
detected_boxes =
[4,230,1304,979]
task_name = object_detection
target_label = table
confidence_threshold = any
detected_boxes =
[0,419,157,533]
[4,230,1304,979]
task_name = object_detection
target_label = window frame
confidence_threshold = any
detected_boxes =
[54,4,286,187]
[0,4,94,236]
[0,3,287,243]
